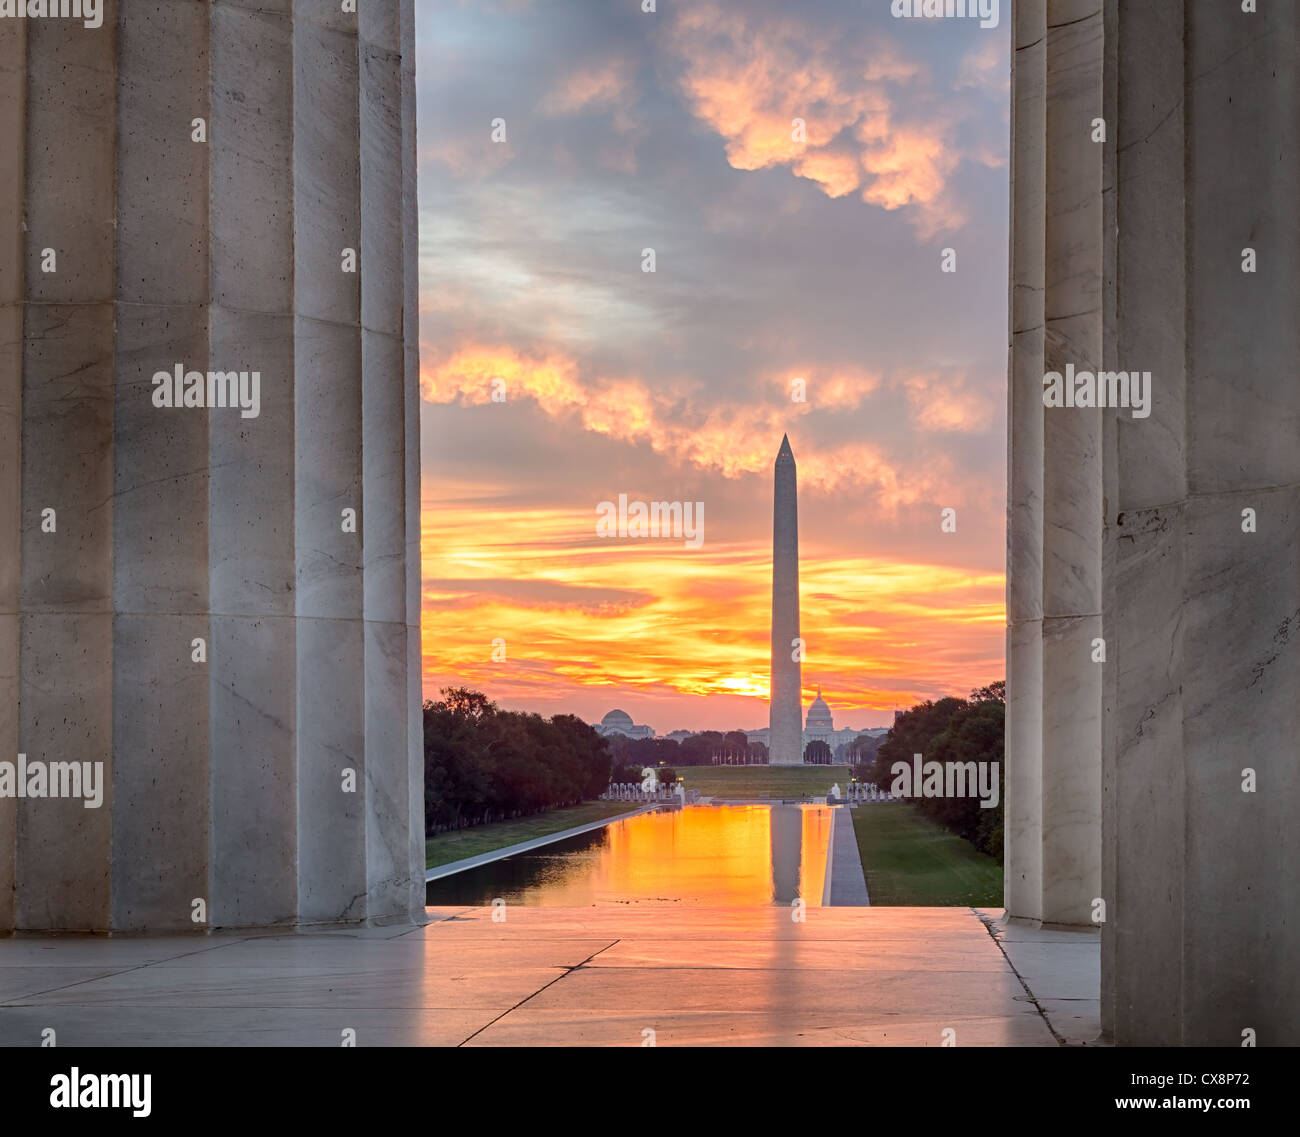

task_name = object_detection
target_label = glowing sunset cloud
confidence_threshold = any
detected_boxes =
[665,0,996,235]
[420,344,981,506]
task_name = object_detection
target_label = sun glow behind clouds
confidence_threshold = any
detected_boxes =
[420,494,1003,733]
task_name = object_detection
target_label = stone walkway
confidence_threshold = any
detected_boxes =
[824,805,870,906]
[982,912,1102,1046]
[0,907,1099,1046]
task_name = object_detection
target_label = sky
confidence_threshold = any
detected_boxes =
[414,0,1010,734]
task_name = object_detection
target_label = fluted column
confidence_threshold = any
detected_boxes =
[401,0,425,917]
[1004,0,1045,924]
[1098,0,1188,1047]
[1039,0,1104,928]
[1012,0,1300,1043]
[112,0,212,929]
[292,0,365,925]
[0,11,24,933]
[1103,0,1300,1046]
[16,11,118,931]
[0,0,423,932]
[1005,0,1104,930]
[359,0,418,920]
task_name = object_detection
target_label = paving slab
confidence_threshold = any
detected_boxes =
[974,909,1103,1043]
[0,906,1097,1047]
[1037,998,1103,1046]
[586,938,1010,972]
[423,904,984,941]
[519,963,1034,1017]
[997,941,1101,1000]
[0,1004,501,1047]
[465,1008,1056,1047]
[0,967,132,1003]
[17,962,570,1011]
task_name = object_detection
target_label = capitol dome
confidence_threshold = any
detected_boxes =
[805,686,834,732]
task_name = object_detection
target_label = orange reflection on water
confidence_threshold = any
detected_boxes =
[800,805,833,905]
[434,804,834,908]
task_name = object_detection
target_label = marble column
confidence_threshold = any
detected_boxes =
[0,5,25,932]
[1005,0,1104,931]
[0,1,424,932]
[1004,0,1046,925]
[1103,0,1300,1047]
[1011,0,1300,1043]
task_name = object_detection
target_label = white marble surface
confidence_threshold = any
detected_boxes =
[1011,0,1300,1044]
[0,908,1098,1047]
[1005,0,1104,932]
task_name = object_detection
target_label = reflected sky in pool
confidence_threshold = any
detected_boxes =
[426,804,833,908]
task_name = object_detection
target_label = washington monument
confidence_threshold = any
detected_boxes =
[768,435,803,765]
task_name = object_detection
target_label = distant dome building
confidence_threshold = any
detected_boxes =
[594,708,654,740]
[806,686,834,733]
[802,685,836,762]
[601,709,633,731]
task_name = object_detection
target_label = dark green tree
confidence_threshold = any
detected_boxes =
[865,686,1005,859]
[423,689,613,835]
[803,739,832,764]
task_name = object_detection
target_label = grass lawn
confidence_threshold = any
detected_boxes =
[675,764,850,799]
[852,802,1003,906]
[425,800,638,869]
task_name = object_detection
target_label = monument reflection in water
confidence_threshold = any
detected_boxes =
[425,804,833,908]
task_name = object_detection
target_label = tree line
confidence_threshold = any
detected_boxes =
[856,681,1005,858]
[605,731,764,772]
[423,688,611,836]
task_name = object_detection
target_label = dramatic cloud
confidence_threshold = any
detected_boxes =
[664,0,996,235]
[422,343,981,508]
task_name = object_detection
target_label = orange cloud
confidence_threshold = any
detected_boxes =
[857,123,962,234]
[543,58,639,138]
[792,148,863,198]
[775,367,882,410]
[957,35,1010,95]
[423,135,514,178]
[421,344,976,512]
[421,345,587,408]
[665,1,984,235]
[903,371,998,433]
[545,61,630,114]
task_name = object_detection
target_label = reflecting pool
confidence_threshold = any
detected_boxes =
[426,803,833,908]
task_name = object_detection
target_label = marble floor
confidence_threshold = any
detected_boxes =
[0,907,1099,1047]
